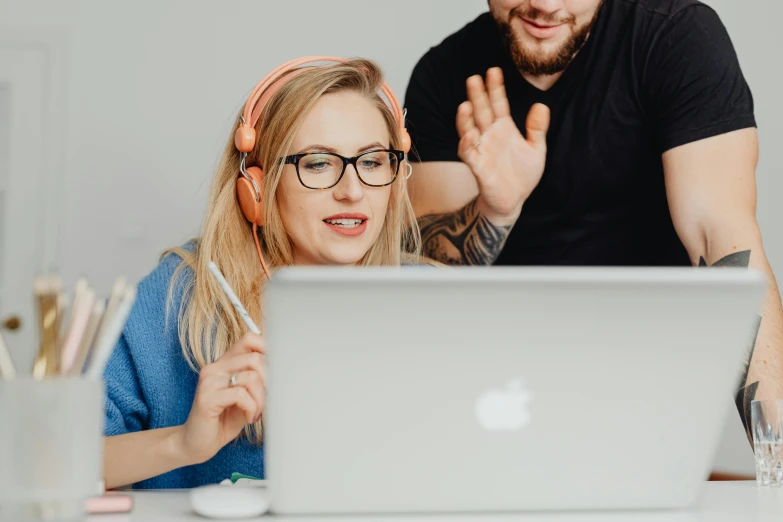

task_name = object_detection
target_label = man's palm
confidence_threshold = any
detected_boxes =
[456,68,550,220]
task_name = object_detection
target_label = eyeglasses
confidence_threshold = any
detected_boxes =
[283,149,404,190]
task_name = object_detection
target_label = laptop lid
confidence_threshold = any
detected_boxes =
[263,267,765,514]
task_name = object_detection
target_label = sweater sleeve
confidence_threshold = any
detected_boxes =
[103,331,151,436]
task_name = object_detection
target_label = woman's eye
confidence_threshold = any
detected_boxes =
[360,160,382,170]
[304,161,330,172]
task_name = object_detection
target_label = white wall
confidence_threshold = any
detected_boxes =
[1,0,488,292]
[1,0,778,475]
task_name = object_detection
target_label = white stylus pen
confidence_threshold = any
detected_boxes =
[207,261,261,335]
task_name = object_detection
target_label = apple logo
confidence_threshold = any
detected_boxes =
[475,379,533,431]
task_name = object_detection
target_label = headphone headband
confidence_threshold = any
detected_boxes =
[234,56,409,154]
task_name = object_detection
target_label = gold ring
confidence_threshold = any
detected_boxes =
[471,138,481,149]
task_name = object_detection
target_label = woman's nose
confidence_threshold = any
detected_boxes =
[332,164,365,202]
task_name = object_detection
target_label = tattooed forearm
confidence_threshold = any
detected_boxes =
[417,197,513,266]
[700,250,760,445]
[735,315,762,445]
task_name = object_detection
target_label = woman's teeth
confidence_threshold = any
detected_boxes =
[325,218,364,228]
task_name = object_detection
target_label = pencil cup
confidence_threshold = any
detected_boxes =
[0,378,104,521]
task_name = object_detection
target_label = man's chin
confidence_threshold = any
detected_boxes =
[512,45,570,75]
[514,31,568,57]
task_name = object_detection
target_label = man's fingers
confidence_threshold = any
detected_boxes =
[486,68,510,118]
[456,101,477,138]
[466,75,494,133]
[525,103,550,150]
[458,128,482,171]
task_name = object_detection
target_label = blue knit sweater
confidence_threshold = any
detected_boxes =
[103,250,264,489]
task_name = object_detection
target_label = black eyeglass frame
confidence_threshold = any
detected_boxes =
[283,149,405,190]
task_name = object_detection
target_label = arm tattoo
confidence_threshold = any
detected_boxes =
[698,250,751,268]
[735,316,762,445]
[417,198,513,266]
[700,250,760,445]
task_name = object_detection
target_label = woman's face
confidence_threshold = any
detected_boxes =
[276,91,397,266]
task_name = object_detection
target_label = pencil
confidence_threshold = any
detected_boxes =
[85,286,136,379]
[60,287,96,374]
[95,277,126,347]
[56,291,68,348]
[34,276,60,377]
[69,300,106,376]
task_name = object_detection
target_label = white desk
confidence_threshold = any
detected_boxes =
[89,482,783,521]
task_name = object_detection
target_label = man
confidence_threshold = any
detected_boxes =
[404,0,782,446]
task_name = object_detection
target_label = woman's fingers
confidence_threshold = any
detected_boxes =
[211,386,258,424]
[199,352,266,394]
[224,333,266,357]
[225,370,265,418]
[220,353,267,386]
[194,334,268,424]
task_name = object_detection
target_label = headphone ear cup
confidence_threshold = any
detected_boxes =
[237,166,265,227]
[401,130,412,154]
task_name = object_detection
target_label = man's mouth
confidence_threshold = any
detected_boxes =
[523,19,563,29]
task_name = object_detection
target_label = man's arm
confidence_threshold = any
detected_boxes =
[408,162,478,217]
[664,128,783,446]
[411,162,515,265]
[418,195,514,266]
[408,69,550,265]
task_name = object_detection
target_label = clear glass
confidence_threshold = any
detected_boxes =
[751,399,783,487]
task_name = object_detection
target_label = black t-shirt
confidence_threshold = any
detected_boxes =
[404,0,756,267]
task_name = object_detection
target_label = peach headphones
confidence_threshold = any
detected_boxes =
[233,56,412,279]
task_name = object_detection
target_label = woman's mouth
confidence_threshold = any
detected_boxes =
[323,214,368,237]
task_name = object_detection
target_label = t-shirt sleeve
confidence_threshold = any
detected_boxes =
[642,5,756,154]
[404,50,462,163]
[103,333,150,436]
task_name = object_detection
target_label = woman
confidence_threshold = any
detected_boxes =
[103,57,424,490]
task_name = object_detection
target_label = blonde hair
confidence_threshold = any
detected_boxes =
[164,59,421,443]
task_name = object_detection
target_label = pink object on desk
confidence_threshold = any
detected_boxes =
[85,493,134,514]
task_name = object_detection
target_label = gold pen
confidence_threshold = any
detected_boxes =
[33,276,62,378]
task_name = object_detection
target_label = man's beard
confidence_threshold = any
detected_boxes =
[494,2,602,76]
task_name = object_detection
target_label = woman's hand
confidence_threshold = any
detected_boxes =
[179,333,267,464]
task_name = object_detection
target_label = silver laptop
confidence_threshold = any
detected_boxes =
[263,267,765,515]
